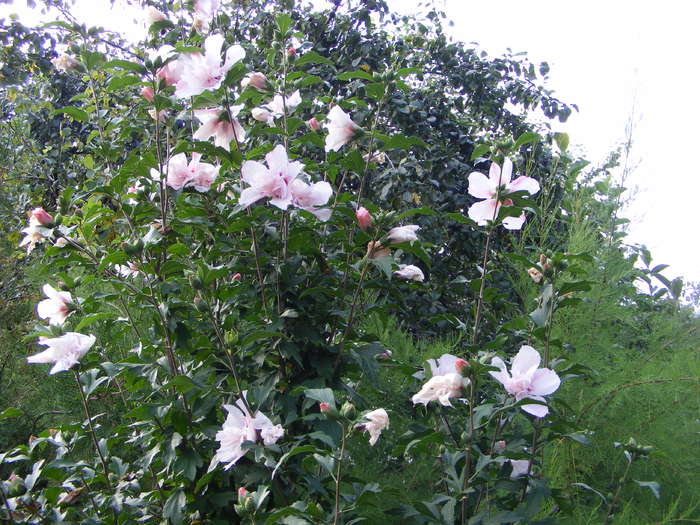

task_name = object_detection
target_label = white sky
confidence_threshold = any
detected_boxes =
[2,0,699,284]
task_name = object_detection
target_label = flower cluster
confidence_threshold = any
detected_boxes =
[153,152,219,192]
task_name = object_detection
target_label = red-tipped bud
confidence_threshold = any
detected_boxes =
[286,46,296,57]
[31,207,53,226]
[455,358,469,374]
[355,206,373,231]
[237,487,248,499]
[494,440,506,453]
[141,86,155,102]
[232,272,241,281]
[319,402,331,413]
[307,117,321,131]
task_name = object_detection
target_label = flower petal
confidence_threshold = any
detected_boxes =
[529,368,561,396]
[502,213,526,230]
[508,175,540,195]
[467,171,495,199]
[468,199,500,225]
[511,345,541,377]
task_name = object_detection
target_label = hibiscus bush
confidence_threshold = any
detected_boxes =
[2,1,696,524]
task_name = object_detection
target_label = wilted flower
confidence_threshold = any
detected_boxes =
[239,145,301,210]
[146,6,167,24]
[386,225,420,244]
[31,208,53,226]
[214,396,283,470]
[356,206,373,231]
[528,267,544,284]
[362,151,387,164]
[54,238,69,248]
[394,265,424,282]
[412,354,466,407]
[324,105,359,152]
[467,158,540,230]
[366,241,390,259]
[251,107,274,125]
[357,408,389,446]
[27,332,96,374]
[489,345,561,418]
[241,72,267,91]
[37,284,73,326]
[115,262,140,278]
[194,106,245,150]
[148,109,167,122]
[141,86,155,102]
[264,90,302,119]
[52,54,80,72]
[174,34,245,98]
[509,459,530,479]
[306,117,321,131]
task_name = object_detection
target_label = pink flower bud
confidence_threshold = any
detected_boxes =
[287,46,296,56]
[141,86,155,102]
[355,206,373,231]
[319,402,330,413]
[494,440,506,453]
[31,208,53,226]
[237,486,248,499]
[455,358,469,374]
[307,117,321,131]
[241,72,267,91]
[232,272,241,281]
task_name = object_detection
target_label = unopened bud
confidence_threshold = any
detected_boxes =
[455,358,469,374]
[494,440,506,453]
[527,267,544,284]
[340,401,355,419]
[307,117,321,131]
[286,46,297,57]
[319,402,331,413]
[237,486,248,499]
[232,272,241,282]
[141,86,155,102]
[31,207,53,226]
[539,253,547,265]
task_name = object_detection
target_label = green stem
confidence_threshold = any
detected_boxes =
[333,431,347,525]
[603,459,633,524]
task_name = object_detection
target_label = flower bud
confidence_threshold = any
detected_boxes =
[141,86,155,102]
[455,358,469,375]
[31,207,53,226]
[232,272,241,282]
[494,440,506,453]
[340,401,355,419]
[237,487,248,499]
[539,253,547,265]
[527,267,544,284]
[355,206,373,231]
[146,6,167,24]
[306,117,321,131]
[241,72,267,91]
[286,46,297,57]
[252,107,272,124]
[319,402,331,413]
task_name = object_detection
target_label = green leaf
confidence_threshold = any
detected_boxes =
[365,82,385,100]
[0,407,22,419]
[104,59,147,74]
[275,13,292,34]
[572,483,607,504]
[296,51,334,67]
[337,70,374,82]
[558,281,592,295]
[670,277,683,299]
[381,134,427,151]
[304,388,335,407]
[163,489,186,524]
[513,131,540,150]
[470,143,491,161]
[75,312,117,331]
[272,445,319,479]
[553,132,569,152]
[54,106,89,122]
[107,74,141,91]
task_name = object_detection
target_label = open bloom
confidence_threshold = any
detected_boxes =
[194,106,245,150]
[386,225,420,244]
[239,145,302,210]
[394,265,424,282]
[152,45,181,86]
[357,408,389,446]
[412,354,466,407]
[174,34,245,98]
[27,332,96,374]
[289,179,333,221]
[324,105,359,152]
[155,152,219,192]
[37,284,73,326]
[264,90,302,119]
[489,345,561,418]
[467,158,540,230]
[214,396,284,470]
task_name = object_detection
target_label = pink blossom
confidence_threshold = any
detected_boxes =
[287,47,297,56]
[412,354,466,406]
[37,284,73,326]
[239,145,303,210]
[386,225,420,244]
[289,179,333,221]
[194,106,245,150]
[232,272,241,281]
[489,345,560,418]
[31,208,53,226]
[214,396,283,470]
[19,215,51,254]
[307,117,321,131]
[141,86,155,102]
[241,72,267,91]
[356,206,373,231]
[324,105,359,152]
[174,34,245,98]
[394,264,424,281]
[264,90,302,119]
[152,45,181,86]
[467,158,540,230]
[356,408,389,446]
[27,332,96,374]
[427,354,463,377]
[494,440,507,453]
[251,107,274,125]
[319,402,331,413]
[156,152,218,191]
[237,487,248,499]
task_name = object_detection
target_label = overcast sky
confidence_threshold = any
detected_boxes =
[3,0,698,285]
